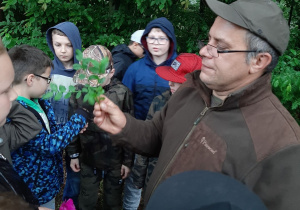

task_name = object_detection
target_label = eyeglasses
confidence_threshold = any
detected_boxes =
[198,40,258,58]
[138,44,144,49]
[146,37,169,45]
[34,74,52,84]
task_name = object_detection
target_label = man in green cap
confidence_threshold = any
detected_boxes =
[93,0,300,209]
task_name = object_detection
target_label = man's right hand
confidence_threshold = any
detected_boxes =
[93,95,126,134]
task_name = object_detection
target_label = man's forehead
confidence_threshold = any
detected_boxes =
[209,17,247,43]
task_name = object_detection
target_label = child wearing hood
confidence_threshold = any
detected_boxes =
[68,45,134,210]
[46,22,82,208]
[122,17,177,210]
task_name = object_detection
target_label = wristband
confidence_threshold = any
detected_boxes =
[70,153,79,159]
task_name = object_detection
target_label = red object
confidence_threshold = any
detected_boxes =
[156,53,202,83]
[59,199,76,210]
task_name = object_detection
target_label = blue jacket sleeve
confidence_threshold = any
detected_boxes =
[26,113,86,156]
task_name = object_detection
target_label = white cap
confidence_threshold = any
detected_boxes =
[130,30,145,44]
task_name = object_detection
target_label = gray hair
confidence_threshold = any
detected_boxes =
[245,31,279,73]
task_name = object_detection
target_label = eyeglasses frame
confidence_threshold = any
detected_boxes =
[198,41,259,58]
[33,74,52,84]
[146,36,169,45]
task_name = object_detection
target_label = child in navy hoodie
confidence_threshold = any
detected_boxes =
[122,17,177,210]
[46,22,82,208]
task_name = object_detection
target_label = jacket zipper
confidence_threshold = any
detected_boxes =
[0,171,18,195]
[149,106,210,199]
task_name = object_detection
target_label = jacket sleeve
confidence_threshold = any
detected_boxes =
[131,154,149,189]
[111,102,166,156]
[65,135,81,156]
[0,101,42,151]
[26,113,86,156]
[146,100,156,120]
[244,145,300,210]
[65,90,83,156]
[122,147,134,168]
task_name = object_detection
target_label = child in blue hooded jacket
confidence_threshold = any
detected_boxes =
[46,22,82,208]
[8,45,89,208]
[122,17,177,210]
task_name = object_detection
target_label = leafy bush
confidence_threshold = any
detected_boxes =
[1,0,299,124]
[272,48,300,124]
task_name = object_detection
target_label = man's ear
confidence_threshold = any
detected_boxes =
[25,74,35,86]
[249,52,272,74]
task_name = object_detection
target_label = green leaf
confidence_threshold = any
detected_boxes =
[73,63,82,70]
[42,91,53,99]
[286,84,292,92]
[83,93,89,102]
[42,3,47,11]
[82,88,88,93]
[88,95,95,105]
[69,85,76,92]
[65,92,72,99]
[29,17,35,23]
[2,34,11,48]
[88,75,99,81]
[50,83,58,91]
[79,74,86,80]
[76,91,82,99]
[89,66,99,74]
[290,49,296,56]
[59,85,66,92]
[54,92,63,100]
[274,80,280,88]
[99,57,109,74]
[90,59,100,69]
[86,15,93,22]
[75,49,83,62]
[81,58,89,70]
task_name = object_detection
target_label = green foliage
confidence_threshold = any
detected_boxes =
[0,0,206,55]
[43,49,108,105]
[0,0,299,123]
[272,48,300,124]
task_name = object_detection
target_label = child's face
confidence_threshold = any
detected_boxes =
[132,43,144,58]
[147,28,170,58]
[52,34,73,64]
[169,81,182,94]
[100,68,115,87]
[0,53,17,126]
[31,67,52,98]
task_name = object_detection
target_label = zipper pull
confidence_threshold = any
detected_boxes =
[200,107,209,115]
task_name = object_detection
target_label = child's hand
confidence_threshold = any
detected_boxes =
[121,164,130,179]
[80,123,88,133]
[70,158,80,172]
